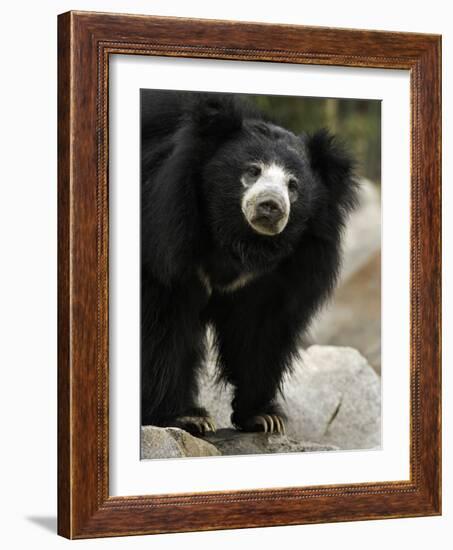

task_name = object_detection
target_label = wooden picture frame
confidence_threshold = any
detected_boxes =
[57,10,441,539]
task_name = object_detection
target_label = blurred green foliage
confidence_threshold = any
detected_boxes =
[246,94,381,185]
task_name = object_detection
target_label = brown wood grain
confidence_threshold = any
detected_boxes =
[57,11,71,538]
[57,10,442,539]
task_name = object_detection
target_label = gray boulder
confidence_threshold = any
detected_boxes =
[199,345,381,451]
[281,346,381,449]
[141,426,220,459]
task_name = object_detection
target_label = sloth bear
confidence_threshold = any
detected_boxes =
[141,90,358,435]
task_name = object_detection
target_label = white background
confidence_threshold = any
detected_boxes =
[110,57,410,495]
[0,1,450,548]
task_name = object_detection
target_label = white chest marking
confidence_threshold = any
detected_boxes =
[198,268,256,295]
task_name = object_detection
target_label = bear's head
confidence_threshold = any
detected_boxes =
[197,95,358,272]
[202,118,316,242]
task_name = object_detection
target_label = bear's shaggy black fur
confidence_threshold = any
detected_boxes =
[141,90,358,434]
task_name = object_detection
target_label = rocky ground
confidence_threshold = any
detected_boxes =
[141,345,381,459]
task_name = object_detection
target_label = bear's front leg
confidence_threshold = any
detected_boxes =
[208,275,308,437]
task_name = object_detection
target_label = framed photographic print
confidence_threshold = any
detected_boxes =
[58,11,441,538]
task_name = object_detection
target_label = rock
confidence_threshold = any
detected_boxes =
[199,345,381,452]
[204,429,338,455]
[141,426,221,459]
[282,346,381,450]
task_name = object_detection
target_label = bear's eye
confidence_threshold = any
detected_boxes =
[288,178,298,192]
[246,165,261,178]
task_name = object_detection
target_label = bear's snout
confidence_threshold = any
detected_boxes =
[242,186,290,236]
[255,197,286,221]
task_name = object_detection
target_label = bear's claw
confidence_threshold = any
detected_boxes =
[245,414,286,434]
[173,415,216,435]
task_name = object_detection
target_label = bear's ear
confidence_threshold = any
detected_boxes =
[305,129,359,215]
[190,93,244,138]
